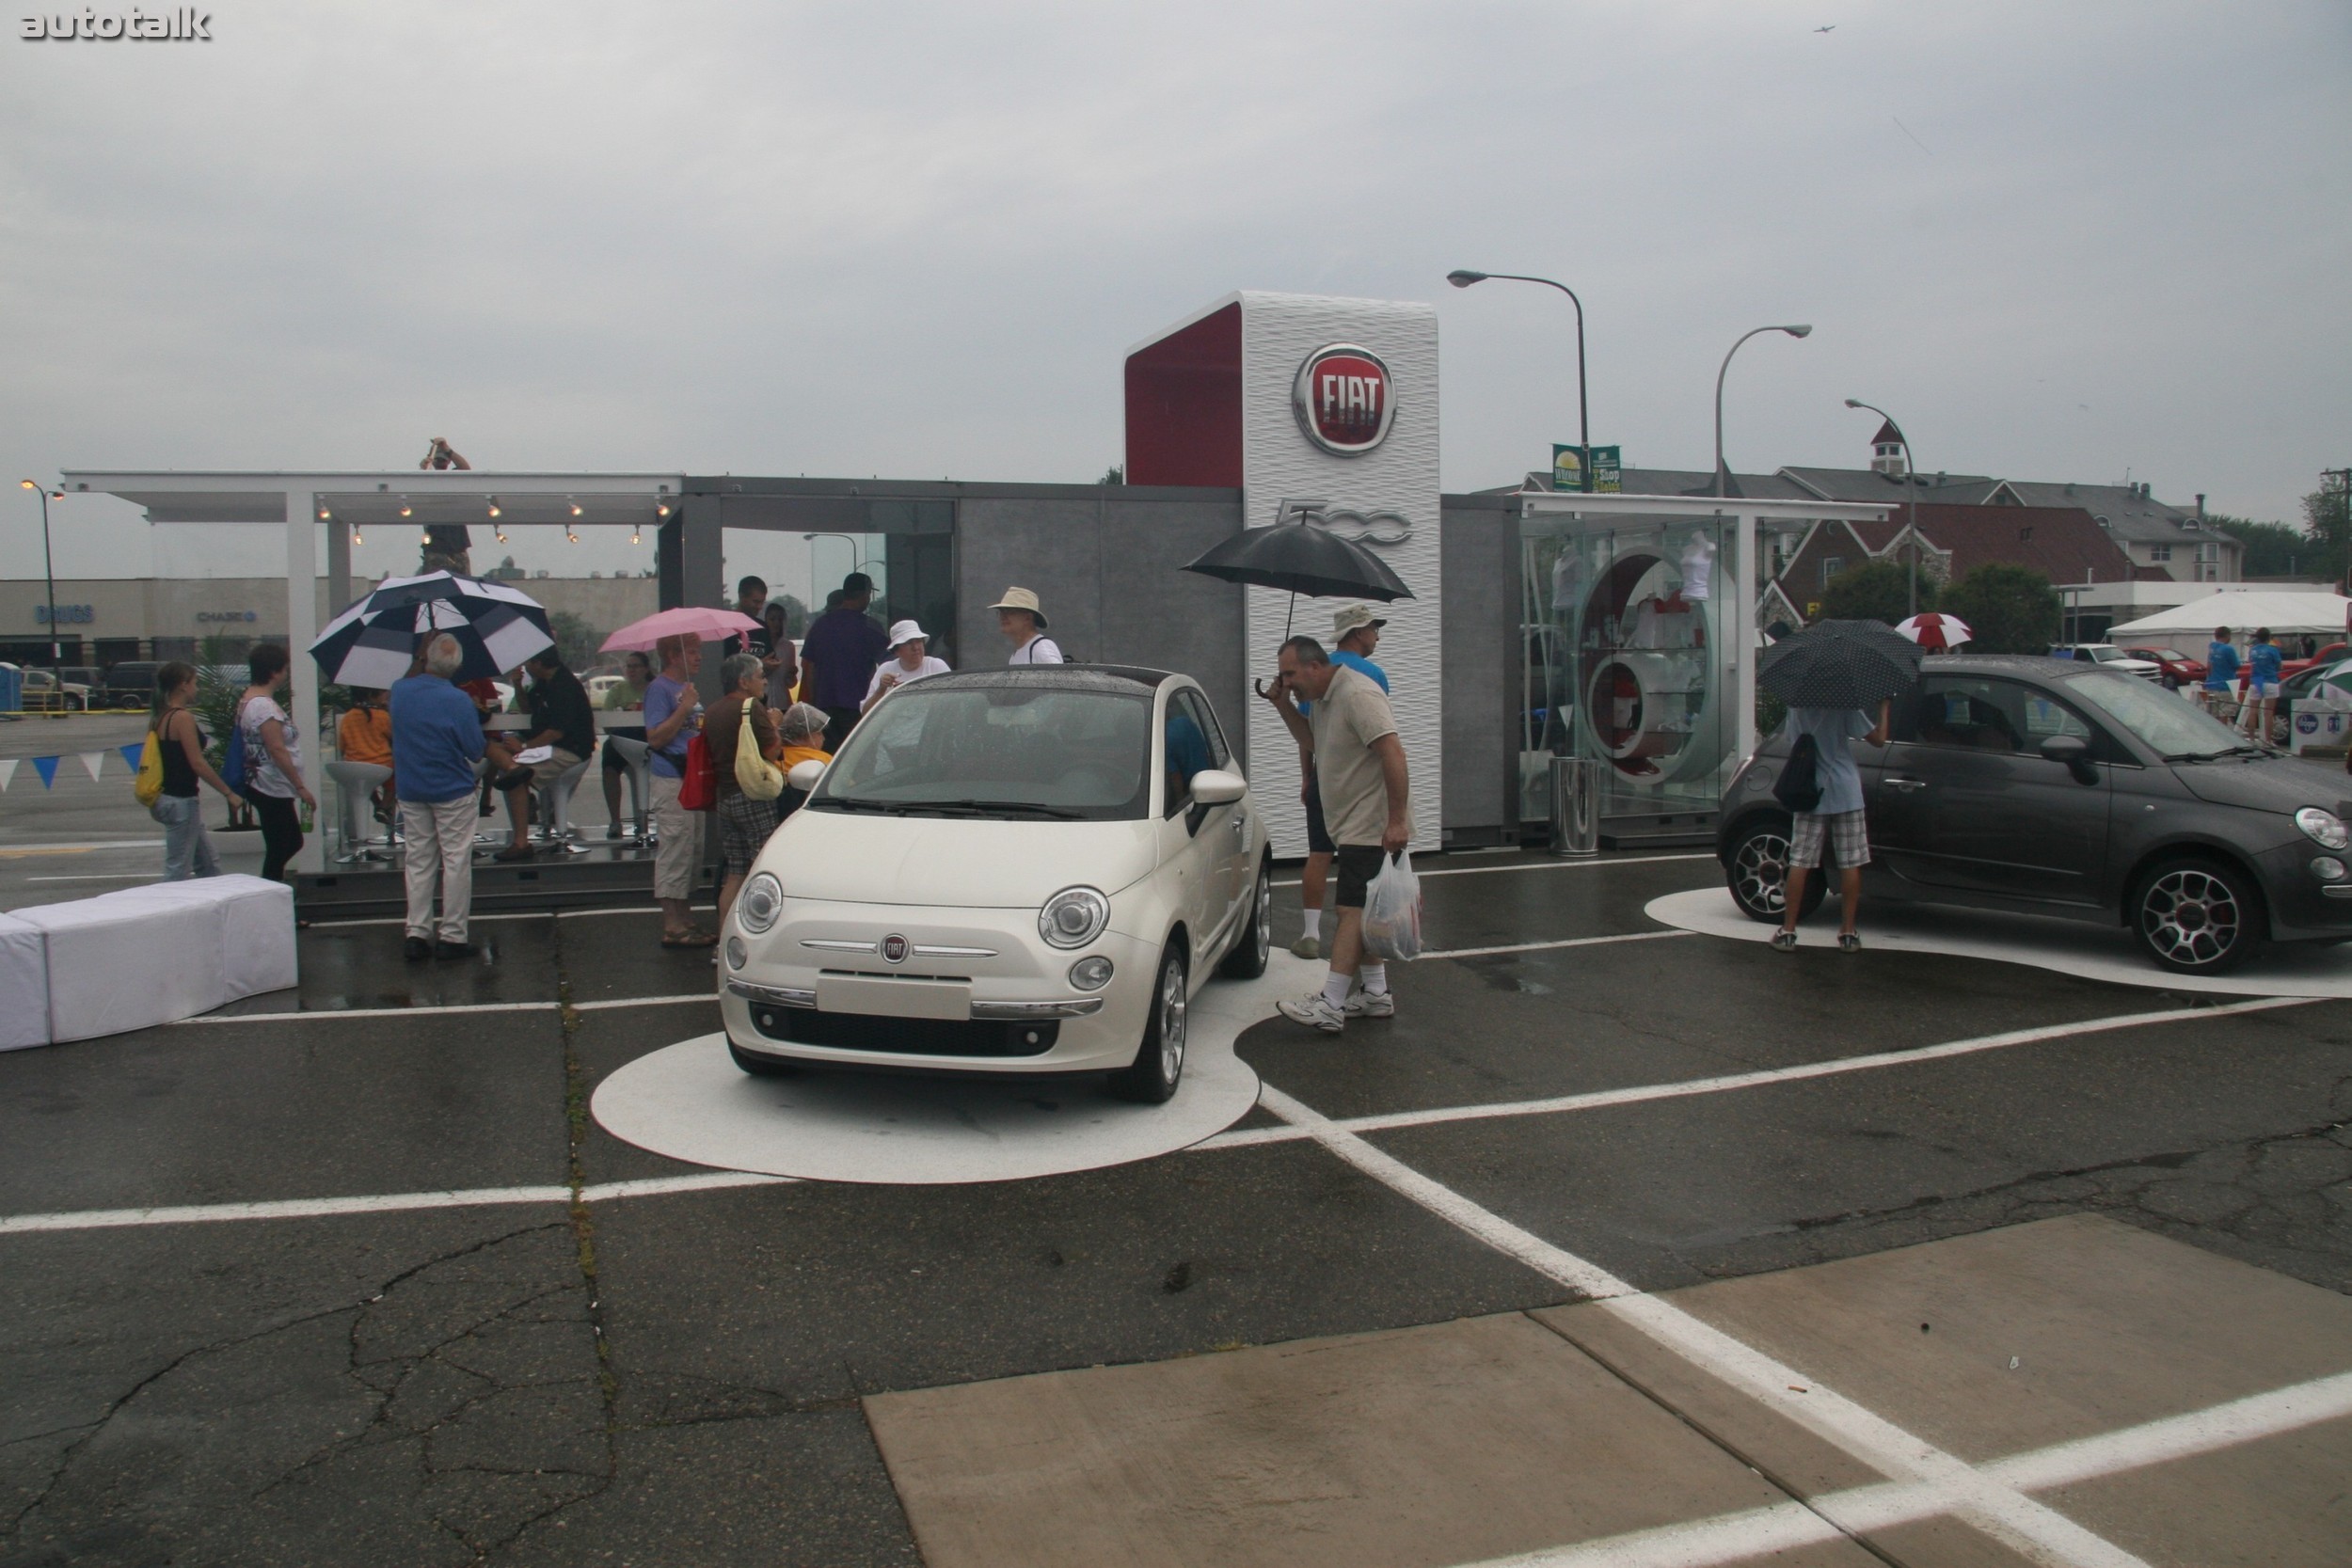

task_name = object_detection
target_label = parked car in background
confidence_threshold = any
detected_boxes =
[2048,644,2162,680]
[722,665,1271,1102]
[1720,655,2352,974]
[2120,646,2206,688]
[2280,641,2346,681]
[18,668,89,711]
[100,661,163,708]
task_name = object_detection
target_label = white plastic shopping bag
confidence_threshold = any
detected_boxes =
[1360,849,1423,962]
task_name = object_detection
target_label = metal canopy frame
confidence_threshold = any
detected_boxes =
[56,468,685,874]
[1518,490,1893,762]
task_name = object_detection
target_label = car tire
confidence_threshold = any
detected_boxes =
[1218,858,1272,979]
[1725,818,1824,925]
[1109,943,1187,1103]
[727,1038,801,1077]
[2130,857,2265,974]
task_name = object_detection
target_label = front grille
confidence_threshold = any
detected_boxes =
[748,1006,1058,1058]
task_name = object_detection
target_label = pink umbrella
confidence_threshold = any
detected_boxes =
[1896,611,1972,650]
[599,606,762,652]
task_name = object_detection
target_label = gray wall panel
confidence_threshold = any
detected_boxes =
[1439,499,1518,836]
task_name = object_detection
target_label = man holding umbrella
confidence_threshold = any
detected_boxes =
[391,633,488,960]
[1758,619,1916,952]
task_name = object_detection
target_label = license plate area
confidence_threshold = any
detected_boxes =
[817,974,972,1021]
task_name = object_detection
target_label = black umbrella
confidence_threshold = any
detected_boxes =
[1182,523,1414,603]
[1759,619,1924,709]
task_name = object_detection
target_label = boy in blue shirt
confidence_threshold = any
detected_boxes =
[2239,627,2282,747]
[2201,626,2240,721]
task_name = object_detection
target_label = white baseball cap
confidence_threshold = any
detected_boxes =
[886,619,928,650]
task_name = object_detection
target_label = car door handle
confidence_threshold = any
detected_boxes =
[1883,777,1928,792]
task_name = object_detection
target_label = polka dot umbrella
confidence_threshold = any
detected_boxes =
[1760,619,1926,710]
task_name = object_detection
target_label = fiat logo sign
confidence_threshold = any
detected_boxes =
[881,934,910,964]
[1293,344,1396,456]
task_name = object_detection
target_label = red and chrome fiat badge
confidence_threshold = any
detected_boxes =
[1292,344,1397,456]
[881,934,910,964]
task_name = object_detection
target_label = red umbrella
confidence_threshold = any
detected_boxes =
[1896,612,1972,650]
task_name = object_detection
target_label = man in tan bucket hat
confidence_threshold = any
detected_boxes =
[993,587,1064,665]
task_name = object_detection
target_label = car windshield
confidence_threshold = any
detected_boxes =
[809,683,1154,820]
[2064,670,2255,759]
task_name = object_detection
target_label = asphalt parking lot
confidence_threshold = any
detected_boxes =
[4,848,2350,1566]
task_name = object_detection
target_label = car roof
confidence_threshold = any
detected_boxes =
[906,665,1182,696]
[1922,654,2106,678]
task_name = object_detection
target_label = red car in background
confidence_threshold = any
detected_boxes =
[2280,641,2346,680]
[2121,646,2206,687]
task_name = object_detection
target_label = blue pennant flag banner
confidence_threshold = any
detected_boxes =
[119,743,144,771]
[31,755,59,789]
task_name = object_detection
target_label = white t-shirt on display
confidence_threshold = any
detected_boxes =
[864,657,951,704]
[1009,636,1063,665]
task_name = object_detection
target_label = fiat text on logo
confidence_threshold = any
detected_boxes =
[1292,344,1396,456]
[880,933,910,964]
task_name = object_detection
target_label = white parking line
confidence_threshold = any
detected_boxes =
[1459,1369,2352,1568]
[1254,1083,2154,1568]
[177,1000,560,1024]
[1271,851,1713,889]
[1423,929,1693,960]
[1198,995,2322,1149]
[0,1171,796,1236]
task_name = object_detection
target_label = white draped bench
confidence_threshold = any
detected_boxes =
[4,874,300,1048]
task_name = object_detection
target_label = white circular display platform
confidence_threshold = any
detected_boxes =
[592,952,1313,1184]
[1645,886,2352,998]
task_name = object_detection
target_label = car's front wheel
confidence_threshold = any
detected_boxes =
[1725,818,1824,924]
[1218,858,1272,979]
[2132,858,2265,974]
[1109,943,1187,1103]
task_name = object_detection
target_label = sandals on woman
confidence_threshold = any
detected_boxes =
[661,928,719,948]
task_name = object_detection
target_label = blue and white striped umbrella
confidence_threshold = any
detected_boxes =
[309,571,554,689]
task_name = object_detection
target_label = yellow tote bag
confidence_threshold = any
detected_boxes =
[734,701,786,800]
[133,728,166,808]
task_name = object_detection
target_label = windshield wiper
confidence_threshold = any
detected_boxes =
[818,797,897,812]
[2164,744,2267,762]
[892,798,1086,819]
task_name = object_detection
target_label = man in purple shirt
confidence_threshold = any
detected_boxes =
[798,572,887,751]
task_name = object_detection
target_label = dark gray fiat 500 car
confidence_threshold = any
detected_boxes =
[1719,655,2352,974]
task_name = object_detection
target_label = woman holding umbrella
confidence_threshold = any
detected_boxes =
[1759,620,1919,952]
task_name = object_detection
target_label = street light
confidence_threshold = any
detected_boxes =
[1448,270,1592,491]
[1713,325,1813,498]
[803,531,866,600]
[18,479,64,666]
[1845,398,1922,615]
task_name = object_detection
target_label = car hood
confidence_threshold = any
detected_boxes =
[765,809,1162,907]
[2171,758,2347,816]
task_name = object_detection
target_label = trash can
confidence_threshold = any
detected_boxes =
[1549,753,1598,858]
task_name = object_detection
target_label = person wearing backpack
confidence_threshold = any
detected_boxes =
[1774,699,1891,953]
[146,662,245,880]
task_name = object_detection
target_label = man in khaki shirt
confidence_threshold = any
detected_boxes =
[1270,636,1410,1033]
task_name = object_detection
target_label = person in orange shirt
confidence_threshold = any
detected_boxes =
[338,688,397,820]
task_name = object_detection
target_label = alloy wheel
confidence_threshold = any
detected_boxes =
[1252,867,1272,968]
[1732,831,1793,917]
[1158,956,1188,1084]
[2139,866,2243,968]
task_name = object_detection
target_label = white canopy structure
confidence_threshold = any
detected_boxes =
[2107,590,2352,642]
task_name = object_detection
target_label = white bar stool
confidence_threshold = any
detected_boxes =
[603,736,654,844]
[325,760,395,863]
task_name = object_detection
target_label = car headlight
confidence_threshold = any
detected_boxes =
[1040,886,1109,949]
[738,872,784,934]
[1068,956,1115,990]
[2295,807,2348,851]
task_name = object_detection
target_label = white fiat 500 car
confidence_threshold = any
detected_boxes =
[720,666,1272,1101]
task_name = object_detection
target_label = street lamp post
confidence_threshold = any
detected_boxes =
[17,479,63,665]
[1713,325,1813,498]
[1845,399,1921,615]
[1447,270,1591,491]
[803,531,866,602]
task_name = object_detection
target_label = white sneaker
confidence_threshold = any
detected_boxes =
[1279,993,1346,1033]
[1290,935,1321,960]
[1343,988,1394,1018]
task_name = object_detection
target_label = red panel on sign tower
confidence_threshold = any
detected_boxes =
[1124,303,1243,487]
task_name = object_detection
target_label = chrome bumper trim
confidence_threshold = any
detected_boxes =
[726,980,818,1008]
[970,998,1105,1020]
[2322,885,2352,900]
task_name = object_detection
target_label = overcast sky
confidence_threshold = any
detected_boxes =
[2,0,2345,594]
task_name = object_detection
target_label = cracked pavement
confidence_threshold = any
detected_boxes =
[4,852,2350,1563]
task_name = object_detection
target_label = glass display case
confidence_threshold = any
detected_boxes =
[1519,512,1739,839]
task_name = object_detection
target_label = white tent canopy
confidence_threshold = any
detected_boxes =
[2108,590,2352,641]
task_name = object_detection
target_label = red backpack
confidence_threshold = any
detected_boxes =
[676,731,717,812]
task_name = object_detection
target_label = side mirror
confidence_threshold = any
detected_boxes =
[2038,734,2097,784]
[787,759,826,793]
[1189,768,1247,805]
